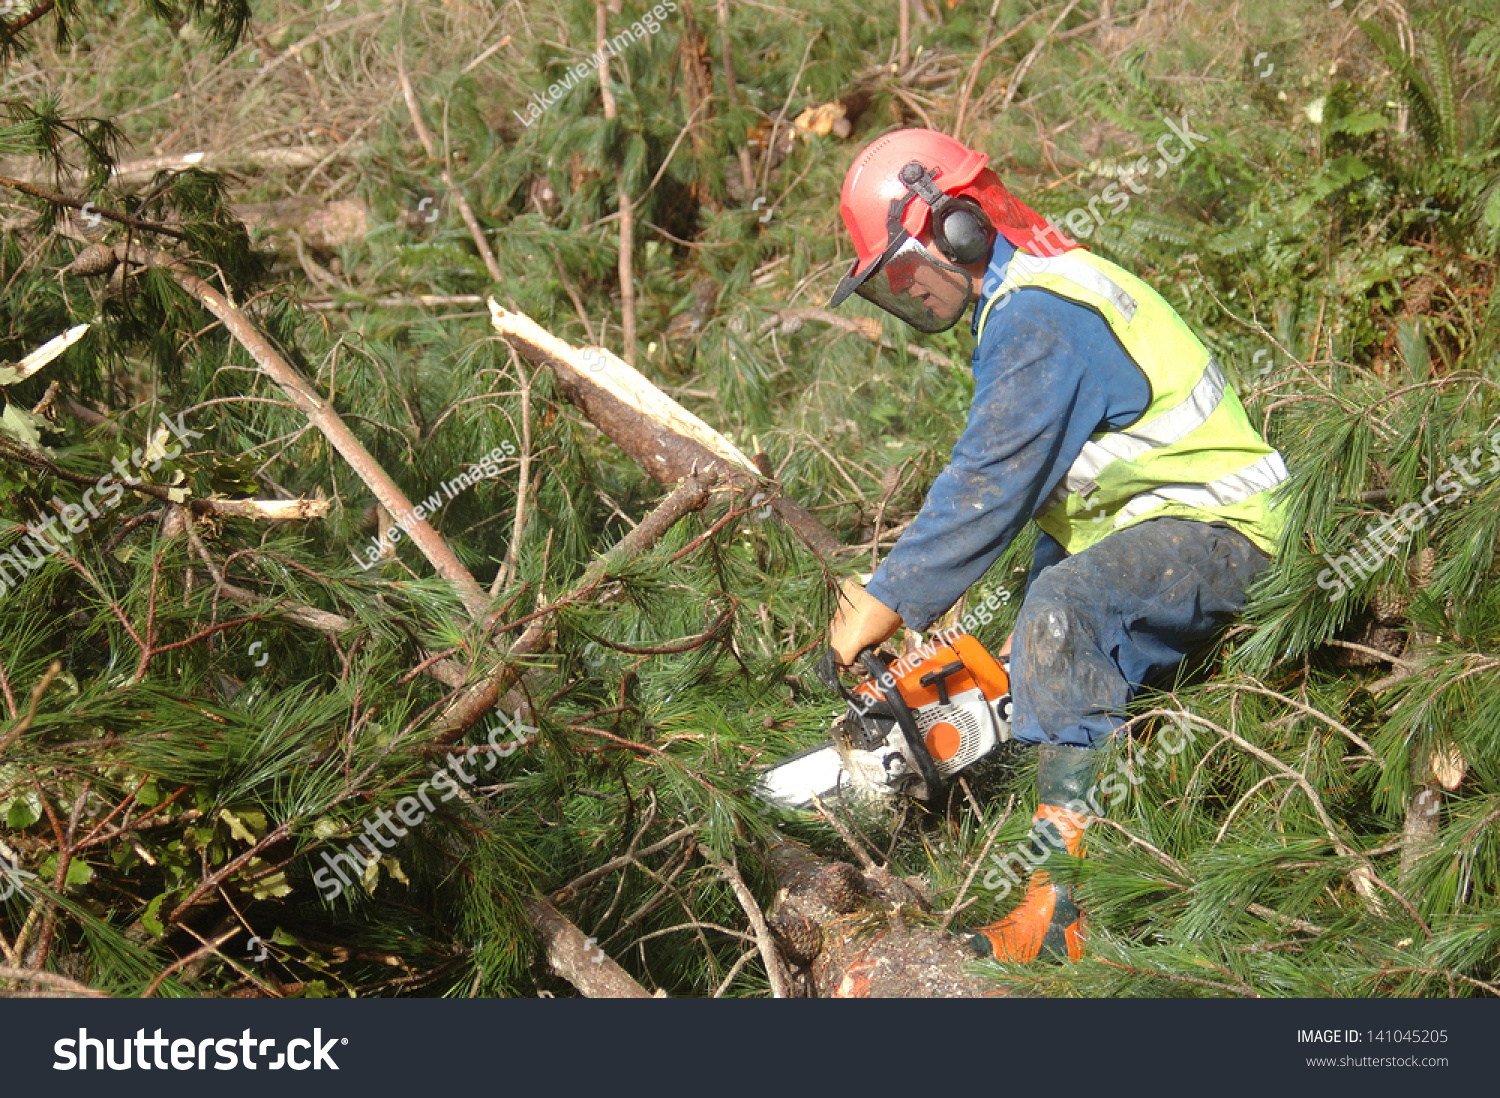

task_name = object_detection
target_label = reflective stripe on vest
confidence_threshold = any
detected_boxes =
[1042,357,1231,510]
[1112,451,1289,527]
[994,253,1138,325]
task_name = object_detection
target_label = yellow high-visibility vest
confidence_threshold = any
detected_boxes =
[975,249,1287,556]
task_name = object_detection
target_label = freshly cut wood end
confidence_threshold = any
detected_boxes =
[487,299,758,474]
[11,323,91,381]
[202,498,331,521]
[1428,743,1466,791]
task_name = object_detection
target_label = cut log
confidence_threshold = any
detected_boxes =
[765,840,995,998]
[488,301,842,557]
[234,197,368,254]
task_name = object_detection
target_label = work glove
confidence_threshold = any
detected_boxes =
[827,579,903,668]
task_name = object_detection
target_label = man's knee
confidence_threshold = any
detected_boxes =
[1016,568,1088,668]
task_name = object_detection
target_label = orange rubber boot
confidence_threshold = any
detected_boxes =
[964,742,1098,962]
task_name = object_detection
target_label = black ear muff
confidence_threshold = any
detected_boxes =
[933,197,994,266]
[897,160,996,267]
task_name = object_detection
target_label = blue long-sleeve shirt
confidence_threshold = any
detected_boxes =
[864,237,1153,631]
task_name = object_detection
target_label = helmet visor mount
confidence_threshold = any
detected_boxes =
[852,234,972,334]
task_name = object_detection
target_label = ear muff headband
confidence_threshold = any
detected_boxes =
[896,161,995,266]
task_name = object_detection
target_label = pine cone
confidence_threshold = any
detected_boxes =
[69,244,118,278]
[812,862,866,913]
[769,914,822,964]
[1372,583,1409,623]
[1415,547,1435,590]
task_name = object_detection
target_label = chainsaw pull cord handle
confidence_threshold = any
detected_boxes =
[856,650,944,801]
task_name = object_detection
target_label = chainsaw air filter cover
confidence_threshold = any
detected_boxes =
[915,686,999,775]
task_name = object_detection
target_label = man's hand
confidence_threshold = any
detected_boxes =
[828,579,903,668]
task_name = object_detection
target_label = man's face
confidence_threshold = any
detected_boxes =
[856,233,976,333]
[907,241,977,316]
[917,229,988,304]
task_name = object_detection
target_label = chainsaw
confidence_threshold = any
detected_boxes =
[755,633,1013,810]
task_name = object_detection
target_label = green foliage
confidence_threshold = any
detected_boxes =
[1,0,1498,1000]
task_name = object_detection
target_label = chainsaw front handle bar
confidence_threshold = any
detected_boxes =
[815,646,945,802]
[815,646,858,703]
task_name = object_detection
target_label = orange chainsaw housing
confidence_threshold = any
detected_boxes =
[851,634,1010,766]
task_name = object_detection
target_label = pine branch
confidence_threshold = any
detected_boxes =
[0,435,325,522]
[699,845,790,999]
[1,0,53,35]
[426,467,721,745]
[396,57,503,284]
[133,245,492,620]
[0,175,187,240]
[182,516,491,695]
[522,897,656,998]
[0,965,108,998]
[1184,711,1431,932]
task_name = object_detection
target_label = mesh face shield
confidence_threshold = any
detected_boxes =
[852,234,974,333]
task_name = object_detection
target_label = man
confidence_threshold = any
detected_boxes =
[823,129,1287,962]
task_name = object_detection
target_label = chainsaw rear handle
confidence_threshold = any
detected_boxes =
[815,646,944,801]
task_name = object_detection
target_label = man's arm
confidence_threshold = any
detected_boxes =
[864,294,1147,632]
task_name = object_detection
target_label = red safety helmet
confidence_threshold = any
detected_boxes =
[829,129,1075,333]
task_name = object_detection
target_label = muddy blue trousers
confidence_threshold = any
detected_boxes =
[1008,517,1270,748]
